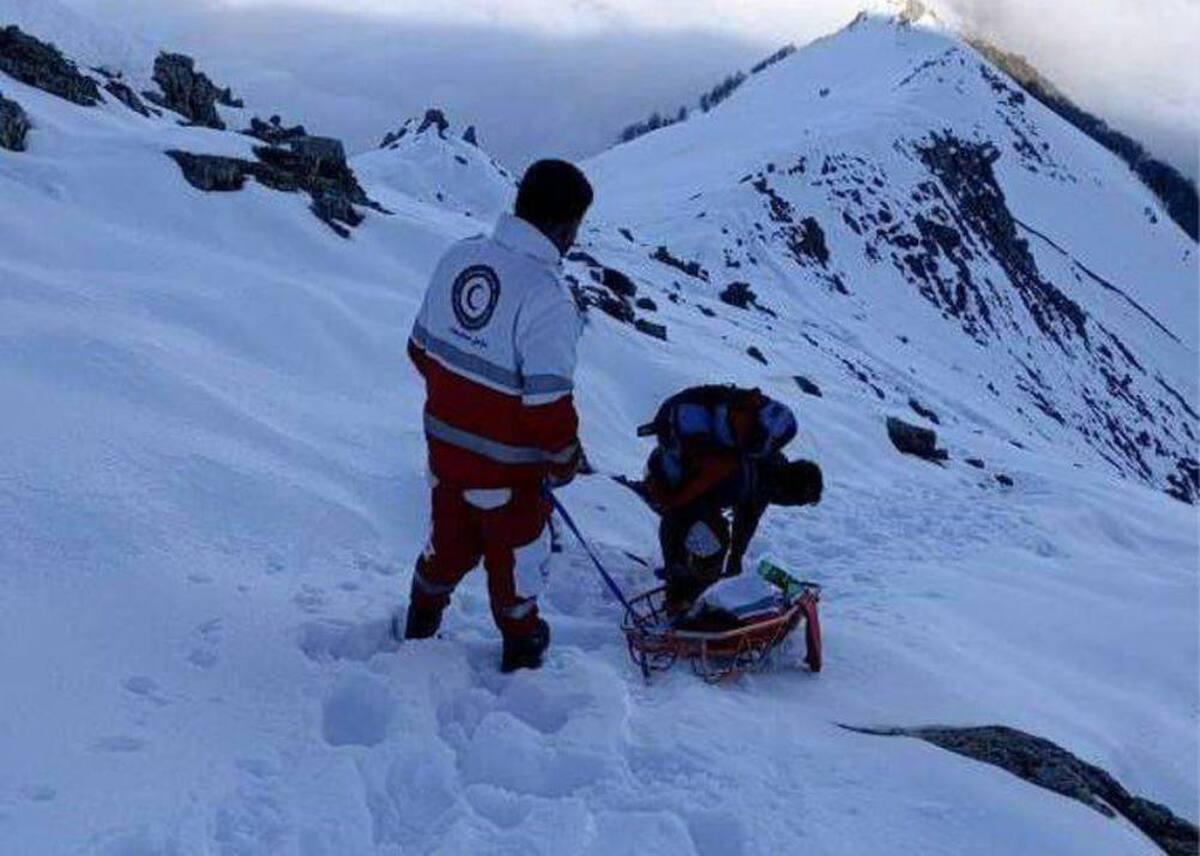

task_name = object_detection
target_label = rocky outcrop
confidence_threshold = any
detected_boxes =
[0,26,101,106]
[843,724,1199,856]
[381,109,452,148]
[793,376,823,397]
[886,417,948,462]
[417,108,449,138]
[0,90,30,151]
[970,38,1197,241]
[146,53,242,130]
[166,152,247,192]
[908,397,940,425]
[565,253,665,342]
[244,115,307,146]
[167,134,382,237]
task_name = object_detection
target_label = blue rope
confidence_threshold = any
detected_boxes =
[548,493,636,615]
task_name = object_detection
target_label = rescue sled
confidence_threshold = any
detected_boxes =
[621,575,822,683]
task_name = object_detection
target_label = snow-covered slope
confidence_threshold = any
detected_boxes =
[355,109,515,222]
[588,11,1197,502]
[0,10,1196,856]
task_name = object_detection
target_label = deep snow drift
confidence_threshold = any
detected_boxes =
[0,8,1196,855]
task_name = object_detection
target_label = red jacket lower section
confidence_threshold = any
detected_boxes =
[409,338,579,488]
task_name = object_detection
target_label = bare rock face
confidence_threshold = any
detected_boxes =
[843,724,1198,856]
[381,108,455,148]
[288,135,346,166]
[886,416,948,462]
[166,152,247,192]
[0,90,31,151]
[147,53,242,130]
[244,115,308,146]
[0,26,101,107]
[166,131,383,237]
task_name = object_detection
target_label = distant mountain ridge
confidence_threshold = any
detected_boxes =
[968,38,1198,241]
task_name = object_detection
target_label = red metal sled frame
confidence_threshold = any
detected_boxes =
[621,583,822,683]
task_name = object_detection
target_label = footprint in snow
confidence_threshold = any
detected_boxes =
[321,674,395,747]
[122,675,169,706]
[293,585,327,614]
[22,784,56,803]
[91,736,147,753]
[297,618,398,662]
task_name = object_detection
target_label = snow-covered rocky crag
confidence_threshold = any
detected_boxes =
[1,3,1196,854]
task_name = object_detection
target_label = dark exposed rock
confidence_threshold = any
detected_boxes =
[787,217,831,266]
[288,135,346,166]
[244,115,307,146]
[917,133,1087,352]
[166,132,381,237]
[652,246,709,281]
[887,417,948,462]
[746,346,768,365]
[417,108,449,138]
[965,457,986,469]
[462,125,478,146]
[601,266,637,298]
[0,91,31,151]
[0,26,102,106]
[1165,457,1198,504]
[104,79,150,117]
[635,297,658,312]
[842,724,1198,856]
[166,151,247,191]
[793,376,823,397]
[147,53,239,130]
[619,227,635,243]
[311,188,362,238]
[635,319,668,341]
[719,280,776,317]
[908,397,941,425]
[994,473,1014,486]
[719,281,755,309]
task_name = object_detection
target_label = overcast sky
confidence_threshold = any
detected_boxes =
[42,0,1200,177]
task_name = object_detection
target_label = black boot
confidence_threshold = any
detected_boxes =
[401,601,444,640]
[500,619,550,673]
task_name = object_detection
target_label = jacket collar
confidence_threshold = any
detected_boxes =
[493,213,562,267]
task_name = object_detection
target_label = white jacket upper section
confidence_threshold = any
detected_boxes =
[412,213,583,407]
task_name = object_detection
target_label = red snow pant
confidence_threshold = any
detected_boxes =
[410,483,551,639]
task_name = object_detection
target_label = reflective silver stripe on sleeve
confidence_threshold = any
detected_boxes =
[412,322,522,393]
[524,373,573,395]
[413,567,455,596]
[522,390,573,407]
[545,440,580,466]
[502,598,538,621]
[425,414,553,465]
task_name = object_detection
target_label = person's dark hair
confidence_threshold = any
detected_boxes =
[515,159,594,228]
[766,458,823,507]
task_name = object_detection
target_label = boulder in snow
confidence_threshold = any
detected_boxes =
[0,91,31,151]
[843,724,1198,856]
[793,375,822,397]
[0,25,101,107]
[147,53,241,130]
[244,115,308,146]
[886,417,948,462]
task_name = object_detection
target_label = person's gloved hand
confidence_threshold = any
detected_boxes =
[547,442,583,489]
[797,459,823,506]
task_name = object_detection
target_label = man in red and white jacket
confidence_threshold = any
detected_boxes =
[403,159,593,672]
